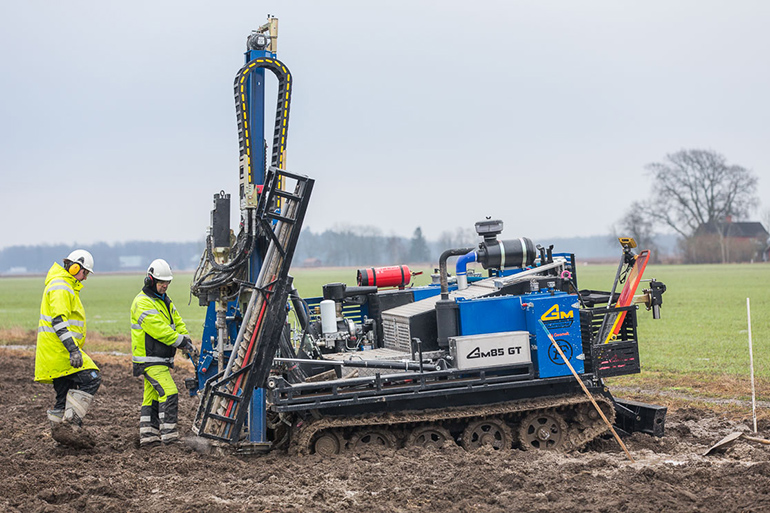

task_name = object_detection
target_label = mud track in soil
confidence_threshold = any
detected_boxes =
[1,347,769,513]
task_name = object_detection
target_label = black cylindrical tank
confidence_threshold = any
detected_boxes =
[477,237,536,269]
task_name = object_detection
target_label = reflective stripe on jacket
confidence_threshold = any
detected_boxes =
[34,262,98,383]
[131,286,188,375]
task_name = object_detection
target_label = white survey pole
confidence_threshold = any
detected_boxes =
[747,297,757,434]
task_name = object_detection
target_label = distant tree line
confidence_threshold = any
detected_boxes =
[1,226,662,276]
[1,227,451,275]
[294,226,433,267]
[0,241,205,275]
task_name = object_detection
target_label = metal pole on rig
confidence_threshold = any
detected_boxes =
[747,297,757,434]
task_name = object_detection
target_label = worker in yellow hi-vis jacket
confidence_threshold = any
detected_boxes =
[35,249,102,446]
[130,258,196,447]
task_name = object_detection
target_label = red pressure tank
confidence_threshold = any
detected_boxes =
[357,265,411,288]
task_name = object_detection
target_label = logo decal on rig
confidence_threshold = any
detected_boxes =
[547,339,573,365]
[540,304,574,328]
[467,346,521,359]
[541,304,574,321]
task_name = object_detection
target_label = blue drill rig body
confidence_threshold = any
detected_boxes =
[188,18,667,455]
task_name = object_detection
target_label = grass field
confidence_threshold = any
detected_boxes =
[2,263,768,382]
[0,267,398,343]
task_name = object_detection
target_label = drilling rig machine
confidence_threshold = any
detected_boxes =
[188,17,668,455]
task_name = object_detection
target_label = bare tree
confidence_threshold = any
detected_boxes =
[646,149,759,262]
[437,227,477,252]
[613,201,660,262]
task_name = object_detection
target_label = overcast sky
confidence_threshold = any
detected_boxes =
[1,1,768,251]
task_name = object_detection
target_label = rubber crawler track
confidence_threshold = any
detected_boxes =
[289,393,615,455]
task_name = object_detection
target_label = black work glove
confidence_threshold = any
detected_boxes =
[180,336,195,357]
[69,349,83,368]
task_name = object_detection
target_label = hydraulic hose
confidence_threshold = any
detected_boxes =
[439,247,475,300]
[455,250,478,291]
[289,286,310,330]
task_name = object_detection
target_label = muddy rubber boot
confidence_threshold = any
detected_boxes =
[52,390,95,448]
[62,389,94,426]
[47,408,64,427]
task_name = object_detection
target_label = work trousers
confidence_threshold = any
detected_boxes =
[140,365,179,446]
[52,369,102,410]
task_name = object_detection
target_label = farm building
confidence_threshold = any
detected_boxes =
[685,217,769,263]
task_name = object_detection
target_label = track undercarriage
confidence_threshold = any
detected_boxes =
[280,394,615,456]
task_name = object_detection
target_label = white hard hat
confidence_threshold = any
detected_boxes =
[147,259,173,281]
[65,249,95,273]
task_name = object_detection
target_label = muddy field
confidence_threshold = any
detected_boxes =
[2,348,769,513]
